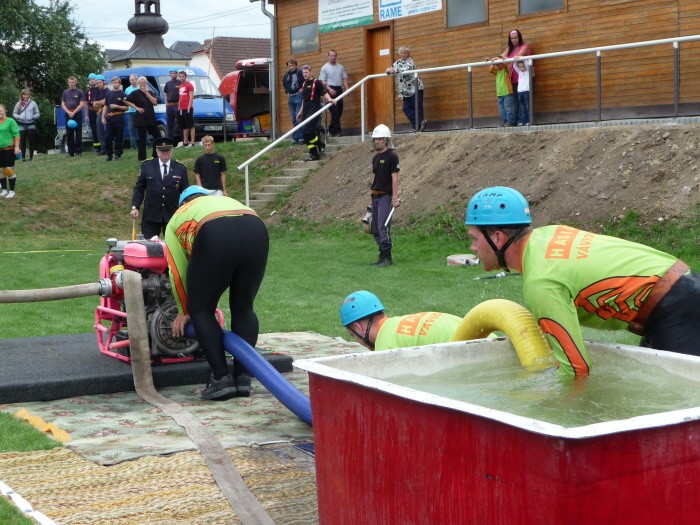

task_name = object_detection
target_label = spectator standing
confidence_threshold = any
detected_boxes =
[124,74,140,149]
[125,76,160,161]
[102,76,128,161]
[177,70,196,147]
[86,73,101,153]
[194,135,227,196]
[282,57,305,144]
[501,29,532,127]
[386,46,427,132]
[515,60,532,126]
[488,58,516,126]
[60,75,86,157]
[0,105,21,199]
[167,187,269,400]
[163,68,181,140]
[340,291,462,350]
[319,50,349,137]
[130,137,189,239]
[297,65,335,162]
[12,88,40,161]
[368,124,400,267]
[93,75,108,155]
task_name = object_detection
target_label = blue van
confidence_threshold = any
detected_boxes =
[55,66,236,150]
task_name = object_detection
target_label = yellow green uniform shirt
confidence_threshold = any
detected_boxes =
[522,225,677,378]
[374,312,463,351]
[164,196,255,315]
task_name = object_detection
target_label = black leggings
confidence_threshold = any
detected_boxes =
[187,215,269,378]
[19,128,37,159]
[641,269,700,355]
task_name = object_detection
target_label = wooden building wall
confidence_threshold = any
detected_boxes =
[273,0,700,133]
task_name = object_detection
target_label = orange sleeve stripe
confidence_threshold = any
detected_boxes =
[539,318,590,376]
[164,248,188,315]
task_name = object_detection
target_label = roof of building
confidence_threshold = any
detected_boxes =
[170,41,202,57]
[191,36,271,78]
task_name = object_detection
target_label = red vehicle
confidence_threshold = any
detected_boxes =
[219,58,271,138]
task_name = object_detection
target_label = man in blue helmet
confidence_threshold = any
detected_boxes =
[163,68,181,139]
[465,186,700,378]
[340,291,462,351]
[165,186,269,400]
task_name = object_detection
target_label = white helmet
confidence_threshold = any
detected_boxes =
[371,124,391,139]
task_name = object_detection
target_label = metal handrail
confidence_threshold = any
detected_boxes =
[238,34,700,205]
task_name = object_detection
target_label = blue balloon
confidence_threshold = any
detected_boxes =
[66,119,78,129]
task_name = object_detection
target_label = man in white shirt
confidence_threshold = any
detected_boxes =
[319,50,349,137]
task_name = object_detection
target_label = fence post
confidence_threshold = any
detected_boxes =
[596,50,602,122]
[674,41,680,118]
[468,66,473,129]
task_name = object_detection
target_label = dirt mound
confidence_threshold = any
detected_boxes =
[271,124,700,229]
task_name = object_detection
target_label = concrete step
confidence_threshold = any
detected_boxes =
[274,174,306,184]
[323,144,344,154]
[250,192,278,202]
[290,160,320,168]
[259,184,291,193]
[328,135,362,145]
[283,167,313,176]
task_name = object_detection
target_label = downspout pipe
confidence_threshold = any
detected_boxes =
[260,0,277,140]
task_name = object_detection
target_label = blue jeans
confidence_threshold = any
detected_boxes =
[402,90,424,130]
[518,91,530,124]
[498,95,516,125]
[125,112,138,148]
[287,92,303,141]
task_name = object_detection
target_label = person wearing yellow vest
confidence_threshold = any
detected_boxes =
[165,186,269,400]
[340,290,462,350]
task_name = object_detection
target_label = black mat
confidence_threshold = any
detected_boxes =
[0,333,293,404]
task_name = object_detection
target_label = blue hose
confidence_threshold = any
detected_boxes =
[185,324,312,425]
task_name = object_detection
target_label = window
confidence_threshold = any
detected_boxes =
[520,0,564,15]
[447,0,487,27]
[291,23,319,55]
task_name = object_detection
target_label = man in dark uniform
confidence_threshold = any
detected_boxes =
[93,75,108,155]
[86,73,101,153]
[60,76,86,157]
[102,76,128,161]
[130,137,189,239]
[163,67,181,139]
[297,65,335,162]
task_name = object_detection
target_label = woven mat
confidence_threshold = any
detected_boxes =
[0,444,317,525]
[0,332,362,465]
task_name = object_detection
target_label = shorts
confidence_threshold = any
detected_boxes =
[177,108,194,130]
[0,148,16,169]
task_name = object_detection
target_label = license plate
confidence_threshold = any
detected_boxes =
[203,125,223,131]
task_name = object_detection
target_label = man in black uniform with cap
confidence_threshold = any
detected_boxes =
[130,137,189,239]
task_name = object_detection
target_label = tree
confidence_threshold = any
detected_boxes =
[0,0,106,150]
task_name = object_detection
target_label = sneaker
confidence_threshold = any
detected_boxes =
[419,119,428,132]
[114,155,121,160]
[5,191,15,199]
[0,189,7,197]
[234,375,252,397]
[201,374,237,400]
[304,155,319,162]
[186,143,194,148]
[105,156,113,161]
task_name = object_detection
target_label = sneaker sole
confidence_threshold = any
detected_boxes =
[201,385,237,400]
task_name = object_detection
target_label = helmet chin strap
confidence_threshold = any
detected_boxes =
[479,226,526,272]
[349,316,375,350]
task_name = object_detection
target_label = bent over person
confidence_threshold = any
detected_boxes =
[465,186,700,378]
[166,186,269,400]
[340,291,462,351]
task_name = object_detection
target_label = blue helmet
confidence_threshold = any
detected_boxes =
[95,74,105,81]
[88,73,97,79]
[169,67,178,73]
[340,291,385,327]
[178,185,210,206]
[66,119,78,129]
[465,186,531,226]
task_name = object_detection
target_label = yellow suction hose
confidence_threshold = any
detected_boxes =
[451,299,554,370]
